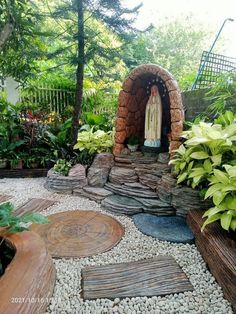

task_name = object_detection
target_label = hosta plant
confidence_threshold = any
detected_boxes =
[202,165,236,231]
[170,118,236,189]
[170,112,236,232]
[74,128,114,154]
[53,159,72,176]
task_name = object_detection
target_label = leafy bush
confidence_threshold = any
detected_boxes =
[170,111,236,232]
[170,115,236,189]
[74,128,114,154]
[204,72,236,118]
[202,164,236,231]
[53,159,72,176]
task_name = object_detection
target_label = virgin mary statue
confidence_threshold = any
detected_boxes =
[144,85,162,148]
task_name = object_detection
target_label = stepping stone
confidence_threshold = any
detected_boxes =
[0,194,12,204]
[133,214,194,243]
[101,194,143,215]
[31,211,124,258]
[81,256,193,300]
[15,198,56,215]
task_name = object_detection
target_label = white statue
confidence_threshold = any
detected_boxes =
[144,85,162,148]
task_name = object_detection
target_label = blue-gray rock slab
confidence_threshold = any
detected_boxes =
[133,214,194,244]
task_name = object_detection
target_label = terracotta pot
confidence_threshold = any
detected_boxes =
[0,231,56,314]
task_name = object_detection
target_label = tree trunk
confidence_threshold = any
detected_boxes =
[71,0,85,146]
[0,23,14,51]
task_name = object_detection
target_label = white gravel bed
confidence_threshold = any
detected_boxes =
[1,177,233,314]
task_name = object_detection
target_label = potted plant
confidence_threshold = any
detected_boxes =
[0,202,49,276]
[127,135,139,152]
[0,202,56,313]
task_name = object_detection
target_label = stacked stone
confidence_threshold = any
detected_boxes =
[156,173,177,204]
[109,167,138,184]
[171,186,213,218]
[73,186,113,203]
[135,163,170,190]
[87,153,114,187]
[45,167,87,194]
[102,181,175,216]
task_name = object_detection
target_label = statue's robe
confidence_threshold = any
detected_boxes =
[144,86,162,146]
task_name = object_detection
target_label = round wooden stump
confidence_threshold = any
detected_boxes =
[31,211,124,258]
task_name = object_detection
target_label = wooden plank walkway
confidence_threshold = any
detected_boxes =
[0,194,12,204]
[82,256,193,299]
[15,198,56,215]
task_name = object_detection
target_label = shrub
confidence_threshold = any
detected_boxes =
[53,159,72,176]
[170,115,236,189]
[170,111,236,231]
[74,128,114,154]
[202,165,236,231]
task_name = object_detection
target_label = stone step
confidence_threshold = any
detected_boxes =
[124,182,151,190]
[101,194,143,215]
[105,182,158,199]
[101,194,175,216]
[109,167,138,185]
[133,197,174,209]
[73,186,113,203]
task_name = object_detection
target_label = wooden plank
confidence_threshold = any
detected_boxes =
[82,256,193,299]
[187,209,236,312]
[0,194,12,203]
[15,198,55,215]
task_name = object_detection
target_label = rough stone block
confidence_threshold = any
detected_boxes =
[118,91,130,107]
[171,121,183,140]
[169,141,182,154]
[170,109,184,123]
[116,117,126,132]
[169,91,183,110]
[113,144,124,155]
[117,106,128,118]
[115,130,127,144]
[122,78,134,93]
[165,79,179,92]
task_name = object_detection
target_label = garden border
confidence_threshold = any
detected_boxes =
[187,209,236,312]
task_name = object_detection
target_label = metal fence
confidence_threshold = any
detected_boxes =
[194,51,236,89]
[20,84,76,114]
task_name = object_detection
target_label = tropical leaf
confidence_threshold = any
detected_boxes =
[220,211,232,231]
[190,151,209,159]
[213,169,229,185]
